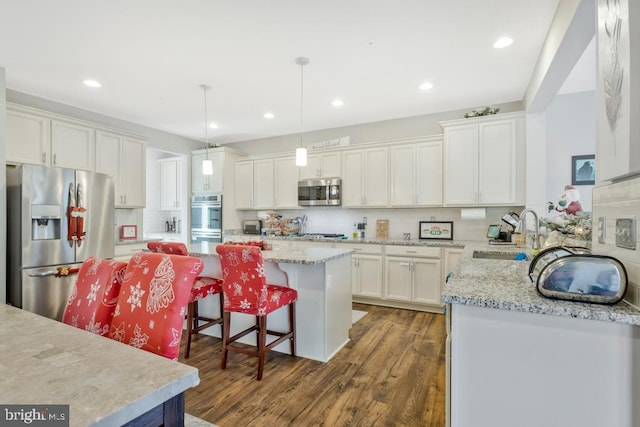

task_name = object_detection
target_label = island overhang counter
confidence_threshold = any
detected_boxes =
[442,243,640,427]
[187,242,354,363]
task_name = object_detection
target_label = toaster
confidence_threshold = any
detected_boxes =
[529,246,627,304]
[243,220,262,235]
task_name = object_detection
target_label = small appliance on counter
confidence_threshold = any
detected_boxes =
[528,246,627,304]
[243,220,262,235]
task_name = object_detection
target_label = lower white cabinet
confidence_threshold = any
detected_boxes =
[384,246,442,307]
[340,243,383,298]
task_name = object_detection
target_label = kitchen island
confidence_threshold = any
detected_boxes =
[188,242,353,362]
[0,304,199,427]
[442,243,640,427]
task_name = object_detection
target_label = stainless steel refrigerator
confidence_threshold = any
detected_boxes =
[6,164,115,320]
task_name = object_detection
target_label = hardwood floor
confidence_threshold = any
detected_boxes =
[180,303,447,426]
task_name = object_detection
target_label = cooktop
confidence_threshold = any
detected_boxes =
[302,233,346,238]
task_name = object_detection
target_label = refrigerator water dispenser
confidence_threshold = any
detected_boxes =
[31,204,61,240]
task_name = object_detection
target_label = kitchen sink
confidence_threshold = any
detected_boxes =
[472,251,528,261]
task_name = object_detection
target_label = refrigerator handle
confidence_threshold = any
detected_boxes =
[28,270,59,277]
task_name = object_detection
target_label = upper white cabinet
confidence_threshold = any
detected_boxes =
[6,106,95,170]
[440,112,525,206]
[342,147,388,207]
[274,156,299,209]
[389,138,443,206]
[192,150,223,193]
[6,108,51,166]
[159,159,182,210]
[298,152,341,179]
[235,159,274,210]
[96,131,146,208]
[51,120,95,171]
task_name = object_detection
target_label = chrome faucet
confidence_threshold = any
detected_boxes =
[518,209,540,250]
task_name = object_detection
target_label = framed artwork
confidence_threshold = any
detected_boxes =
[120,225,138,240]
[571,154,595,185]
[419,221,453,240]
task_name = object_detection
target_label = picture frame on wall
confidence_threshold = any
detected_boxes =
[571,154,595,185]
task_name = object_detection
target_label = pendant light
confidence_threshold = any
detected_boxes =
[200,84,214,176]
[295,57,309,167]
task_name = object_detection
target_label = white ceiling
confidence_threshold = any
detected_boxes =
[0,0,563,145]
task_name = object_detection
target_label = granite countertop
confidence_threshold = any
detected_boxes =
[224,233,468,248]
[0,304,199,427]
[188,242,353,265]
[442,242,640,326]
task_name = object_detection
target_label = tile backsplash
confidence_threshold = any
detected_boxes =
[592,176,640,309]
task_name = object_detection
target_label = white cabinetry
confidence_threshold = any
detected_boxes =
[441,112,524,206]
[389,138,443,206]
[384,246,442,307]
[159,159,182,210]
[6,106,95,170]
[342,147,388,207]
[51,120,95,171]
[96,131,146,208]
[192,150,222,193]
[6,107,51,166]
[341,243,384,298]
[299,152,341,179]
[234,159,274,209]
[274,156,299,209]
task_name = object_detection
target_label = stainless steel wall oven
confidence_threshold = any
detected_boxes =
[191,194,222,243]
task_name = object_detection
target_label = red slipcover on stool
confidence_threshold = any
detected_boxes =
[215,244,298,380]
[62,257,128,336]
[147,241,224,358]
[108,252,204,360]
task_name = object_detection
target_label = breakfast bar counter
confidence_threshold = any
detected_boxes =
[187,242,354,362]
[0,304,199,427]
[442,243,640,427]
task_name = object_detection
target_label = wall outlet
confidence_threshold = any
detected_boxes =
[598,216,606,244]
[615,217,637,250]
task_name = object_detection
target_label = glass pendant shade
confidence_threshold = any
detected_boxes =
[202,158,213,175]
[296,147,307,166]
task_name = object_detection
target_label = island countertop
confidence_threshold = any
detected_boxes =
[188,242,353,265]
[0,304,199,427]
[442,242,640,326]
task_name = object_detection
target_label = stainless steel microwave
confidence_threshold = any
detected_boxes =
[298,178,341,206]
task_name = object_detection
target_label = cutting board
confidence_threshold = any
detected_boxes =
[376,219,389,239]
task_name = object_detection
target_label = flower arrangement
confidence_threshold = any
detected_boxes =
[540,213,592,247]
[464,106,500,118]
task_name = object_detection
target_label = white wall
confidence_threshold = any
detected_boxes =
[227,101,523,156]
[1,67,6,303]
[545,91,596,211]
[234,206,523,242]
[6,90,203,154]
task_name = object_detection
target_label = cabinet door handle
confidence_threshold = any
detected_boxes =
[42,152,46,163]
[406,250,417,254]
[124,195,127,205]
[52,153,57,165]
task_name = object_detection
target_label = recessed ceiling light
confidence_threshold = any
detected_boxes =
[83,79,101,88]
[264,112,275,119]
[209,122,219,129]
[332,99,344,107]
[419,82,434,91]
[493,37,513,49]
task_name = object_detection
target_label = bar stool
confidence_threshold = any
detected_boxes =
[108,251,204,360]
[62,257,128,336]
[147,241,224,358]
[215,244,298,380]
